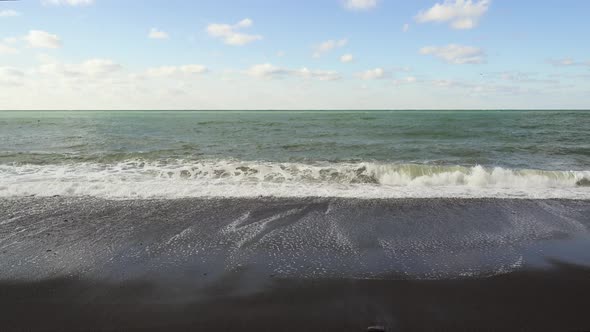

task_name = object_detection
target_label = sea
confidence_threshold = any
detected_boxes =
[1,110,589,200]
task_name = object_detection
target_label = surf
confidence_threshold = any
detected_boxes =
[1,160,589,199]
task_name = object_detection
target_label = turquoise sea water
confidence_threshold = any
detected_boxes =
[0,110,589,199]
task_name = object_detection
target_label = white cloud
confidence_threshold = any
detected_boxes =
[146,65,208,77]
[548,58,590,67]
[496,71,558,85]
[0,61,581,110]
[419,44,485,64]
[148,28,169,40]
[313,39,348,58]
[277,51,286,57]
[0,67,25,87]
[246,63,340,81]
[402,23,410,32]
[0,43,18,55]
[77,59,122,75]
[0,10,20,17]
[298,68,341,81]
[24,30,62,49]
[0,67,24,78]
[29,58,210,102]
[343,0,378,10]
[357,68,388,80]
[42,0,94,6]
[554,58,576,66]
[37,53,57,64]
[415,0,490,30]
[432,79,456,87]
[207,18,262,46]
[340,54,354,63]
[3,37,18,44]
[246,64,289,79]
[392,76,417,85]
[39,58,122,77]
[429,78,533,96]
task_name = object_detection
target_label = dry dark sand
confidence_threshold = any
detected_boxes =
[1,197,590,331]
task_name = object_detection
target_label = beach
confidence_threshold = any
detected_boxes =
[1,110,590,330]
[2,197,590,331]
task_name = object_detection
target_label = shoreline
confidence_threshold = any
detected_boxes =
[4,195,590,200]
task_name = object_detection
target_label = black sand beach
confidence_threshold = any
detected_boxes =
[2,197,590,331]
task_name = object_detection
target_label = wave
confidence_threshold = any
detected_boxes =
[1,160,589,199]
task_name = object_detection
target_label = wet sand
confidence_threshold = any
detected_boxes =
[1,197,590,331]
[2,264,590,331]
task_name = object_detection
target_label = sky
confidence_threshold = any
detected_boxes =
[0,0,589,110]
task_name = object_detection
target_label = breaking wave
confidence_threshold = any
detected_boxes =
[1,159,589,199]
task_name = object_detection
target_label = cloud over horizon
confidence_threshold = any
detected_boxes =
[246,63,341,81]
[420,44,486,64]
[357,68,388,80]
[145,65,208,78]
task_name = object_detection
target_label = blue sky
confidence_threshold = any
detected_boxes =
[1,0,589,109]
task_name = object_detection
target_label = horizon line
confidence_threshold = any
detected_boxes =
[1,109,590,112]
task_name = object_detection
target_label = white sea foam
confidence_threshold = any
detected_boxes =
[1,160,589,199]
